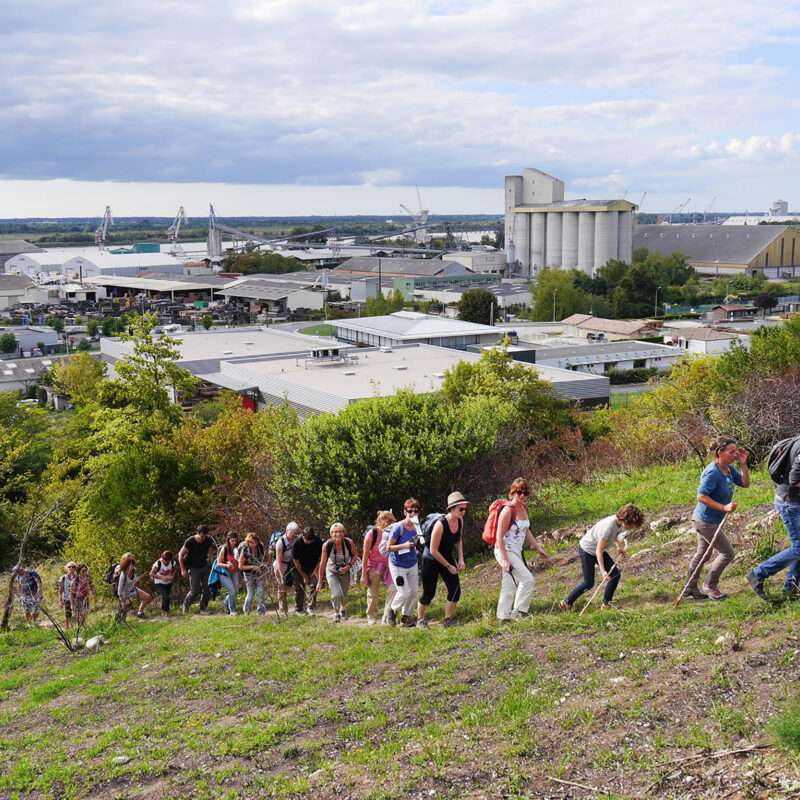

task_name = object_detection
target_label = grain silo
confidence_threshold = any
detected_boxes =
[505,168,637,277]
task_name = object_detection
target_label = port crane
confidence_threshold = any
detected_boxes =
[703,196,717,223]
[167,207,187,242]
[95,206,113,250]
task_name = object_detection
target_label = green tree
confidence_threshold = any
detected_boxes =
[441,344,574,440]
[528,266,583,321]
[98,312,198,424]
[86,319,100,337]
[76,338,92,352]
[101,317,117,337]
[457,287,500,325]
[48,317,65,334]
[49,351,106,403]
[272,390,518,536]
[202,314,213,330]
[753,291,778,315]
[0,332,17,353]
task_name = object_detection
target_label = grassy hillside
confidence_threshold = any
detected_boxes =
[2,464,800,799]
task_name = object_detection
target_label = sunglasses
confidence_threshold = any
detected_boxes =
[405,508,420,514]
[453,506,467,513]
[514,490,530,497]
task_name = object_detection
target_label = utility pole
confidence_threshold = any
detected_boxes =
[654,286,661,317]
[552,289,558,322]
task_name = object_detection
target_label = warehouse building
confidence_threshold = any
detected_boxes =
[334,257,472,279]
[505,168,638,276]
[633,224,800,277]
[209,343,609,417]
[334,311,503,350]
[0,274,48,310]
[0,240,43,273]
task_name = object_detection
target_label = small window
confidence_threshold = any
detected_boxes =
[634,359,646,369]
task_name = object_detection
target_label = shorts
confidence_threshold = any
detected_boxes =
[63,599,72,618]
[20,595,40,614]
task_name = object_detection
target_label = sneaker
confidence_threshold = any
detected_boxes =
[257,605,266,615]
[401,615,416,628]
[305,608,315,617]
[136,611,147,619]
[515,610,530,619]
[684,586,707,600]
[702,585,728,601]
[367,617,377,626]
[500,610,521,623]
[600,602,614,611]
[386,608,397,627]
[500,618,513,625]
[340,609,348,621]
[416,617,429,630]
[745,572,768,602]
[222,598,230,613]
[229,611,239,616]
[442,618,458,628]
[333,612,342,623]
[559,600,571,613]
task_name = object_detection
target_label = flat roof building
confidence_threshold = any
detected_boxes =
[334,311,504,350]
[335,257,472,279]
[212,343,609,417]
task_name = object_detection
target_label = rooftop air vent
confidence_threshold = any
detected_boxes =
[222,350,233,355]
[343,371,355,376]
[392,365,408,371]
[243,341,254,345]
[379,346,393,353]
[432,372,445,378]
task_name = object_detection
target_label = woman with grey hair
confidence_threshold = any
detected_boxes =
[318,523,357,622]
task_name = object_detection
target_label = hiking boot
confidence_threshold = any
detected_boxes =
[684,586,707,600]
[136,611,147,619]
[386,608,397,627]
[257,605,266,615]
[745,572,768,601]
[333,612,342,623]
[559,600,571,613]
[416,617,429,630]
[442,618,458,628]
[367,617,377,626]
[305,608,315,617]
[702,585,728,601]
[340,609,348,621]
[600,602,614,611]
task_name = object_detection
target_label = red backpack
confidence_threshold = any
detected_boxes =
[482,500,517,547]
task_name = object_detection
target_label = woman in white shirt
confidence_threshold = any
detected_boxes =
[150,550,178,619]
[494,478,548,622]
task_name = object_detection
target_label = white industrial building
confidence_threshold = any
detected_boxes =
[6,247,186,279]
[504,168,638,276]
[209,343,609,417]
[444,250,506,274]
[663,327,750,356]
[0,275,48,310]
[334,311,504,350]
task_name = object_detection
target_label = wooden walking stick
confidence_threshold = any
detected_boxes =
[675,512,729,607]
[579,562,620,617]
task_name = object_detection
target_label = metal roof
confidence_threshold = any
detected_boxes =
[335,257,467,277]
[0,274,37,291]
[89,273,228,291]
[0,240,43,255]
[334,311,498,339]
[633,224,792,266]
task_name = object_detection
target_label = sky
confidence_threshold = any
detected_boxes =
[2,0,800,218]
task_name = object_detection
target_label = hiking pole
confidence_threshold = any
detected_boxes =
[675,513,729,607]
[579,563,619,617]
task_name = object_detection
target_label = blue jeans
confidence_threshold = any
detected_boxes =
[243,573,266,614]
[753,497,800,591]
[218,571,240,613]
[567,546,621,606]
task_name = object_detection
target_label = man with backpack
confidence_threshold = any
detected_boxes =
[747,435,800,601]
[292,526,323,615]
[274,522,300,615]
[179,525,218,614]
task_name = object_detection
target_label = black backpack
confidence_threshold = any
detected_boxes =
[420,513,446,550]
[104,561,120,598]
[767,436,800,484]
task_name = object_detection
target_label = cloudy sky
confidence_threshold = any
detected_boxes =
[2,0,800,217]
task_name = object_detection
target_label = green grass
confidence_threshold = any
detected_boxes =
[298,323,335,336]
[1,461,798,798]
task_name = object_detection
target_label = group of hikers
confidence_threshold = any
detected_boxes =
[17,432,800,628]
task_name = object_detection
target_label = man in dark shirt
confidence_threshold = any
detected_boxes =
[179,525,218,614]
[292,526,323,615]
[747,436,800,600]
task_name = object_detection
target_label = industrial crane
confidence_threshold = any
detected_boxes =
[167,207,187,242]
[400,186,430,244]
[703,196,717,223]
[95,206,113,250]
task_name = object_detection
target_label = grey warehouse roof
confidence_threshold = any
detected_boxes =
[0,239,43,256]
[335,257,468,277]
[0,274,38,290]
[633,225,790,264]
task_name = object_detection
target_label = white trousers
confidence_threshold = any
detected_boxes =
[388,562,418,616]
[495,548,534,618]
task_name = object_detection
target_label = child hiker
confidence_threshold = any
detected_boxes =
[560,504,644,613]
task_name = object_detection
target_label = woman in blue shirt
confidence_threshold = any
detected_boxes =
[685,437,749,600]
